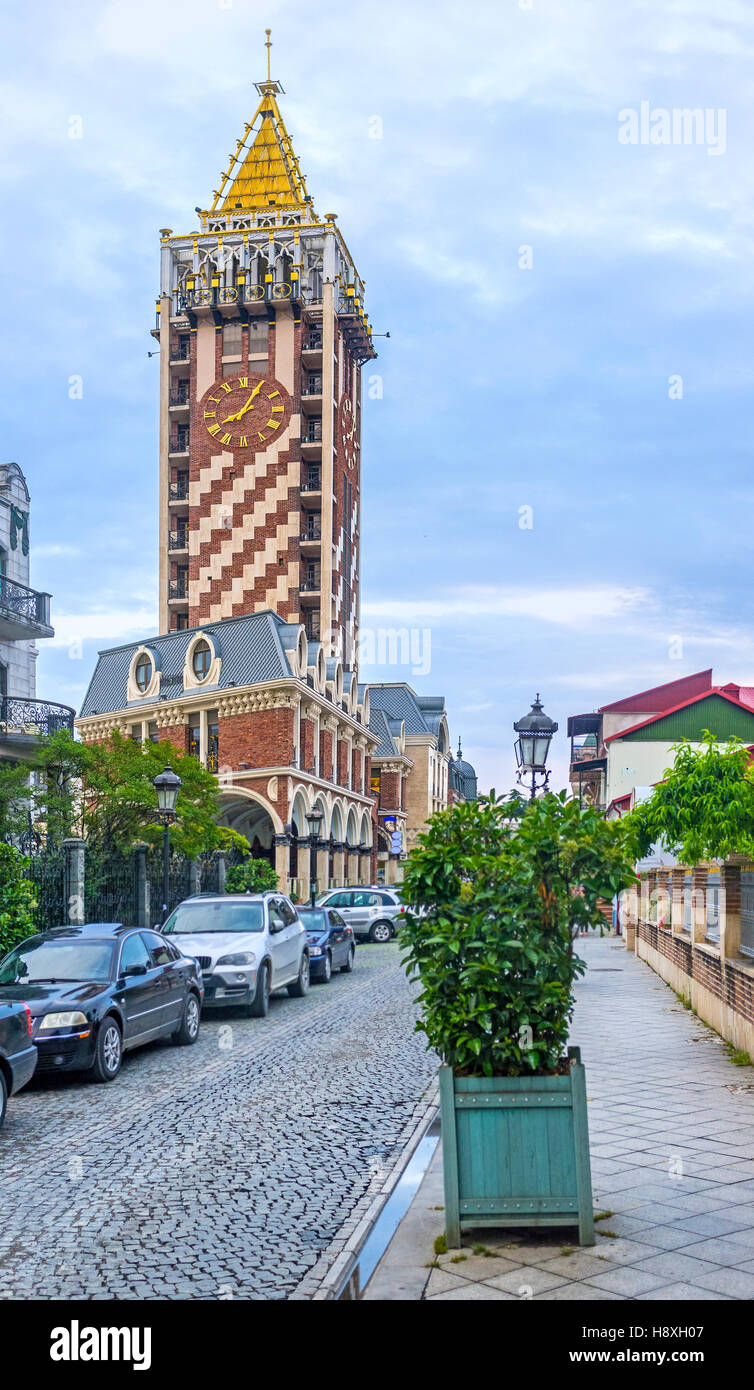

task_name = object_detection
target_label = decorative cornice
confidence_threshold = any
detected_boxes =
[217,690,297,716]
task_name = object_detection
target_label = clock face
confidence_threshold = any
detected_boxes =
[338,393,358,470]
[199,374,291,451]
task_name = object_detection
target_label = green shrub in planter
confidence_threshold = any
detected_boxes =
[399,791,636,1245]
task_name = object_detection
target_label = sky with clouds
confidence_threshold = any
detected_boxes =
[1,0,752,793]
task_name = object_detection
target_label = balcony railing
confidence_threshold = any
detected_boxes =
[168,579,188,600]
[302,380,322,395]
[303,423,322,443]
[170,388,190,406]
[302,337,323,352]
[300,578,321,592]
[168,531,189,551]
[171,344,190,361]
[169,480,189,501]
[170,434,190,454]
[0,575,52,631]
[0,697,75,740]
[301,529,322,542]
[301,473,321,492]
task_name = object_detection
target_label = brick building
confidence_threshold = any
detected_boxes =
[76,38,476,895]
[77,610,378,899]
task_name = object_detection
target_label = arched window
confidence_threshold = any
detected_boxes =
[134,653,153,693]
[192,639,212,682]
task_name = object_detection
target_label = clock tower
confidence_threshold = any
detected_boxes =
[154,31,375,669]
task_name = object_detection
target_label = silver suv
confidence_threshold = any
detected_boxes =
[162,893,309,1017]
[315,887,403,943]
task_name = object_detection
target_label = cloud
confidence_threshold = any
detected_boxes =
[362,585,651,628]
[48,609,158,648]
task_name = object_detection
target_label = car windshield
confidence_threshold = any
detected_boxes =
[0,940,115,985]
[300,911,328,931]
[163,901,265,934]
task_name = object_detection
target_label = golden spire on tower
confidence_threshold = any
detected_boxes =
[209,28,311,216]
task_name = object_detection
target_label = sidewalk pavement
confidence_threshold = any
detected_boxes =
[365,934,754,1301]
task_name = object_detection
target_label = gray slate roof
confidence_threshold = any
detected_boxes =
[368,707,399,757]
[367,684,444,736]
[79,610,292,717]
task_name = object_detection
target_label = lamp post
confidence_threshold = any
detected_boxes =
[153,764,182,923]
[514,694,558,800]
[306,807,324,907]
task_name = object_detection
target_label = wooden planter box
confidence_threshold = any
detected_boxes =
[439,1046,594,1247]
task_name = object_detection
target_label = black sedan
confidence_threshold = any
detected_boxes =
[0,1000,37,1127]
[0,925,204,1083]
[298,907,355,983]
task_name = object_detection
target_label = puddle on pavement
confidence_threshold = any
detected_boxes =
[348,1120,440,1297]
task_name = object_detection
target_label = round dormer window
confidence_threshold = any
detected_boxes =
[192,640,212,682]
[135,654,153,693]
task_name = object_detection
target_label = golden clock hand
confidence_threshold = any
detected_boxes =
[236,380,265,419]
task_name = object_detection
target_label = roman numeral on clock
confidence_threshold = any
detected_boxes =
[237,377,248,388]
[208,423,221,436]
[220,382,232,394]
[220,433,232,445]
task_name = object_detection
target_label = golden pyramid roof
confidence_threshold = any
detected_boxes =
[210,64,311,216]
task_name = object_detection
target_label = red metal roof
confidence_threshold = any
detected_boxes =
[604,687,754,743]
[599,669,712,715]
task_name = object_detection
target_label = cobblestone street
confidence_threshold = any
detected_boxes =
[0,943,436,1300]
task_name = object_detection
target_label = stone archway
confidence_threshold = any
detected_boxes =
[219,789,280,866]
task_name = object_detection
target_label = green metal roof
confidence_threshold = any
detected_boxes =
[620,694,754,743]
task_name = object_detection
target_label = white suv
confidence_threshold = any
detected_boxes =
[162,893,309,1017]
[315,887,403,942]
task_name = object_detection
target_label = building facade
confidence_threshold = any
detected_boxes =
[155,56,374,665]
[76,42,476,894]
[0,462,74,763]
[568,669,754,813]
[367,685,477,882]
[78,610,378,899]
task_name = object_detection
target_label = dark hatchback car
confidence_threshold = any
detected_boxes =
[0,925,204,1083]
[0,1000,37,1128]
[297,907,355,983]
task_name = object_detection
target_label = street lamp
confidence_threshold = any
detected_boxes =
[306,807,324,907]
[153,764,182,923]
[514,694,558,800]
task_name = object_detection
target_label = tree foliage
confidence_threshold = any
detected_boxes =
[0,843,36,956]
[627,734,754,865]
[29,731,225,857]
[225,858,279,894]
[399,791,636,1077]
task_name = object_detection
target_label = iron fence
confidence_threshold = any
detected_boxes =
[85,845,138,927]
[26,845,68,931]
[146,846,192,922]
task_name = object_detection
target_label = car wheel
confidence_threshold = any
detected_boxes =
[91,1017,122,1082]
[247,962,270,1018]
[316,952,332,984]
[369,920,393,944]
[0,1069,7,1129]
[287,952,310,997]
[173,991,201,1045]
[340,945,355,973]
